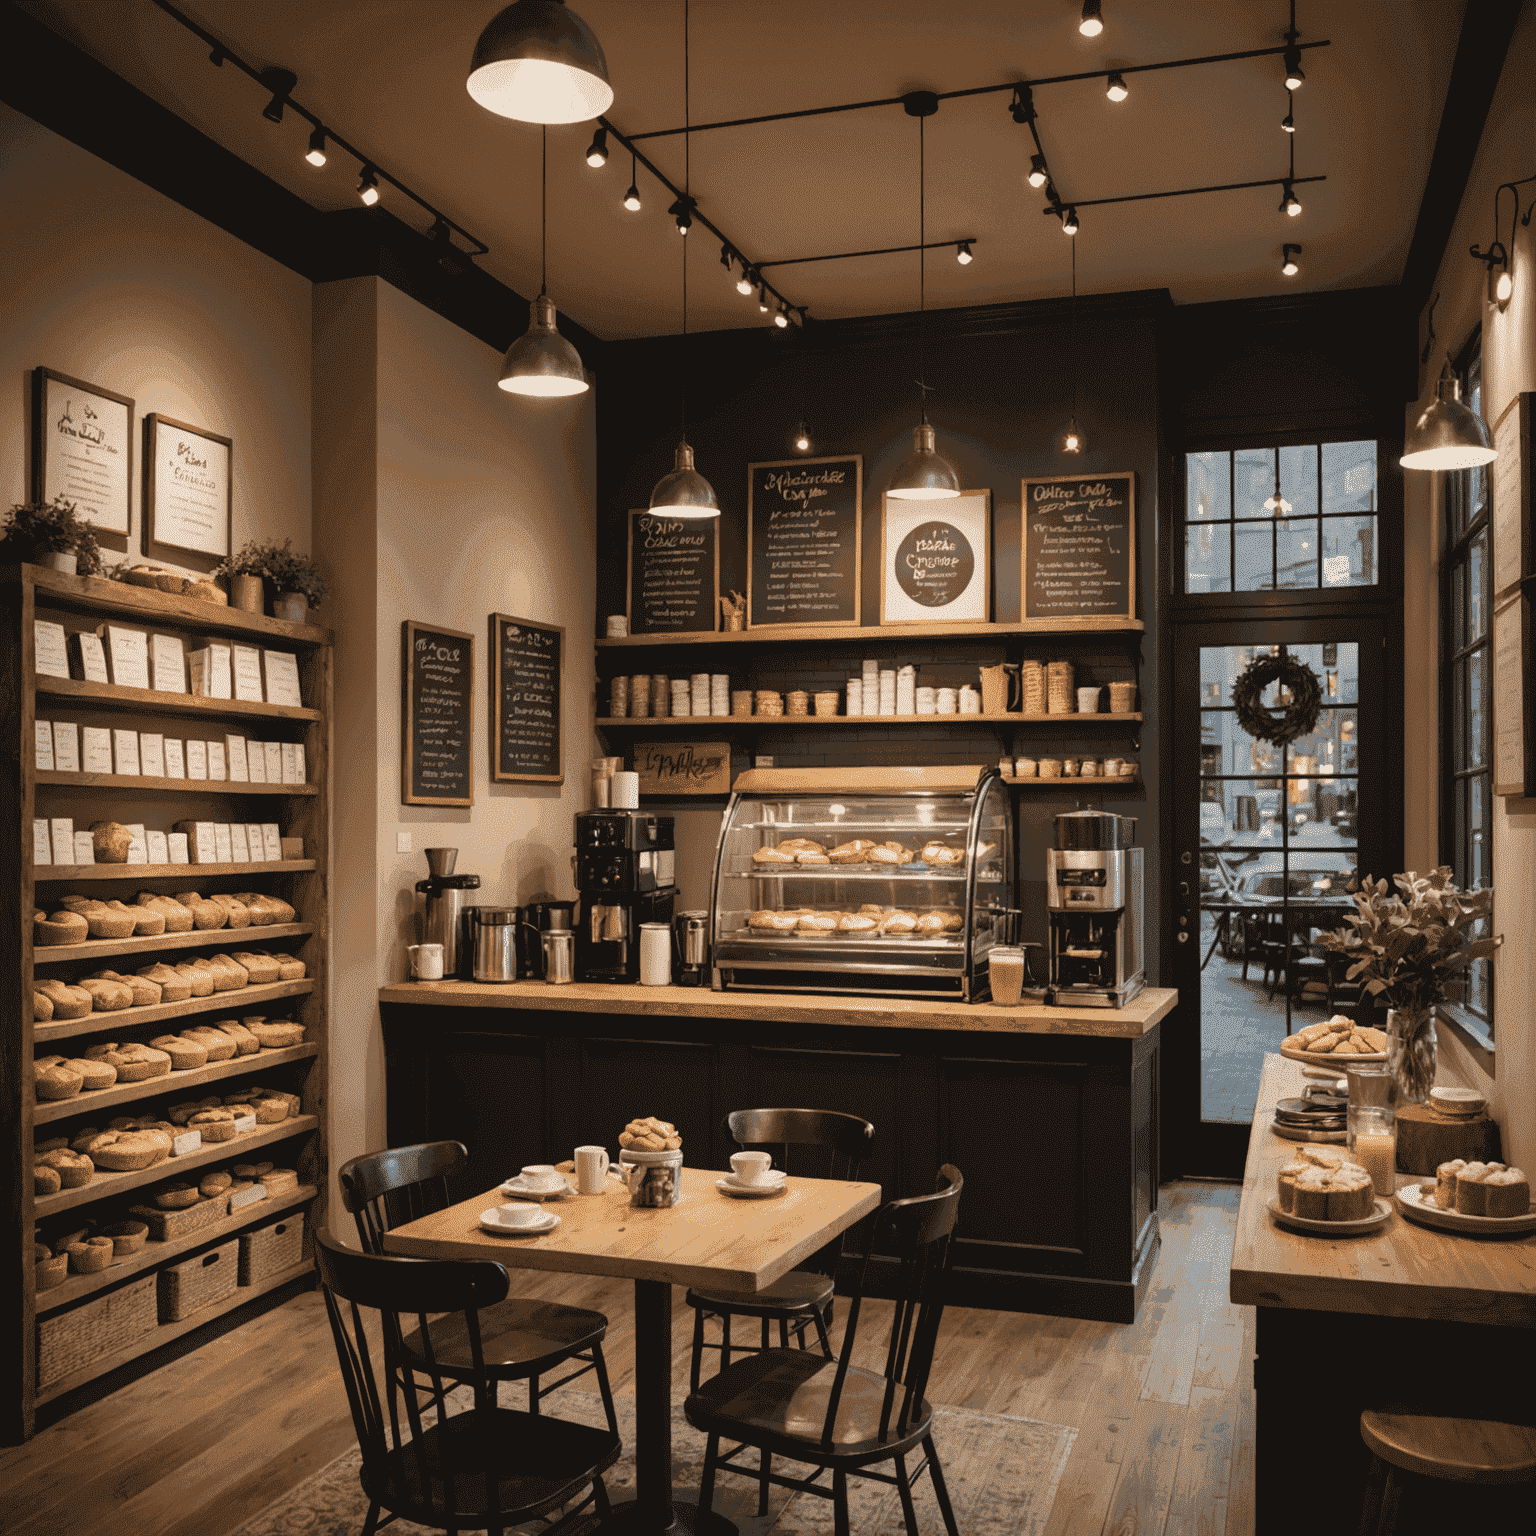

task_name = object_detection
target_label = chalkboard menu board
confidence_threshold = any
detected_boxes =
[627,508,719,633]
[747,455,862,627]
[402,621,474,806]
[491,612,564,784]
[1021,472,1137,621]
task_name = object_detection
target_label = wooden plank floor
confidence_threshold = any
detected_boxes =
[1,1181,1253,1536]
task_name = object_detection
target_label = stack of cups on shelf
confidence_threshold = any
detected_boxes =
[814,691,839,717]
[690,672,710,717]
[652,675,670,717]
[671,678,692,717]
[710,673,730,717]
[959,684,982,715]
[937,687,958,714]
[1077,685,1101,716]
[1109,681,1137,714]
[878,669,897,716]
[1014,756,1037,778]
[631,673,651,718]
[756,689,784,717]
[787,690,811,717]
[609,676,629,718]
[1021,661,1046,715]
[846,676,863,716]
[731,689,752,718]
[896,665,917,715]
[862,659,879,713]
[1047,661,1075,714]
[916,686,937,715]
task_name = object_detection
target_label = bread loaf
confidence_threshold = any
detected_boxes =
[172,892,229,931]
[36,979,92,1019]
[199,1169,232,1198]
[207,893,251,928]
[61,1055,117,1091]
[33,989,53,1022]
[78,1127,171,1171]
[154,1182,200,1210]
[205,953,249,991]
[102,1221,148,1255]
[173,960,217,997]
[36,1148,93,1188]
[90,822,134,864]
[34,1057,84,1100]
[230,952,281,984]
[189,1107,238,1141]
[83,1041,172,1082]
[180,1025,235,1061]
[249,1095,292,1124]
[34,909,89,945]
[247,1018,305,1049]
[216,1020,260,1055]
[136,893,195,933]
[108,899,164,936]
[233,892,296,924]
[65,1237,115,1273]
[78,976,134,1012]
[137,963,192,1002]
[88,969,161,1007]
[34,1163,62,1195]
[1483,1167,1530,1218]
[150,1033,208,1070]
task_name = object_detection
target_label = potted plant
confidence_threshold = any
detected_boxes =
[215,541,272,614]
[0,496,104,575]
[263,540,327,622]
[1317,867,1501,1103]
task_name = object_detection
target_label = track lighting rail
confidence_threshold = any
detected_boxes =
[1042,172,1326,213]
[148,0,489,257]
[756,238,979,271]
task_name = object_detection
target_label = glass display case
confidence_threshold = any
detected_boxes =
[710,766,1013,999]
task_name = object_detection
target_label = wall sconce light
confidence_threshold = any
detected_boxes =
[1471,174,1534,310]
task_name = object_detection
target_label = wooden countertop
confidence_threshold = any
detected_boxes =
[377,978,1177,1039]
[1229,1054,1536,1328]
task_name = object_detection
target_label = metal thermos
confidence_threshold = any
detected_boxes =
[470,906,521,983]
[542,928,575,983]
[414,849,480,979]
[673,910,710,987]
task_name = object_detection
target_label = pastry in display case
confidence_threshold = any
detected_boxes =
[710,765,1013,999]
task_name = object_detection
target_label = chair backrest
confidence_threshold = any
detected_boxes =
[337,1141,468,1255]
[818,1165,963,1449]
[725,1107,874,1183]
[313,1227,510,1527]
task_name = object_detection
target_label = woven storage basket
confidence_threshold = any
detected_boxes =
[1046,660,1075,714]
[629,674,651,718]
[131,1194,229,1241]
[651,675,670,717]
[238,1212,306,1286]
[1020,660,1046,715]
[159,1239,239,1322]
[1108,680,1137,713]
[37,1274,157,1388]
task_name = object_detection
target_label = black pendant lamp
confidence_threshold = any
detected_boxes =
[649,0,719,517]
[467,0,613,125]
[888,97,961,500]
[499,128,589,396]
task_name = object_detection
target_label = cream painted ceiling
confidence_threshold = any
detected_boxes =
[20,0,1465,340]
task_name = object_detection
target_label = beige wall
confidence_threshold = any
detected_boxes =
[0,103,311,565]
[1405,4,1536,1171]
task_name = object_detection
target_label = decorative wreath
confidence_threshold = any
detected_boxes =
[1232,653,1323,746]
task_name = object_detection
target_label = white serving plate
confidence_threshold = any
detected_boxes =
[1266,1195,1392,1236]
[717,1176,787,1200]
[479,1206,561,1236]
[1279,1040,1387,1068]
[1394,1181,1536,1235]
[498,1175,574,1202]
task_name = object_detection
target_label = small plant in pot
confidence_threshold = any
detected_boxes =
[1317,867,1501,1103]
[264,540,326,622]
[215,541,275,614]
[0,496,104,575]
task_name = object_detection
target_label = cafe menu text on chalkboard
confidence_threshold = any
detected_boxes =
[1021,472,1137,621]
[491,613,564,784]
[402,621,474,806]
[627,509,719,633]
[747,455,862,627]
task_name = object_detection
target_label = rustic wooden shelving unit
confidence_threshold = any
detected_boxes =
[3,564,332,1441]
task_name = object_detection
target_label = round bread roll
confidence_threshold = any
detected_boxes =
[78,976,134,1011]
[247,1019,305,1049]
[35,909,89,945]
[154,1182,200,1210]
[36,1148,93,1187]
[79,1128,171,1171]
[89,969,161,1007]
[34,1058,84,1100]
[33,989,53,1023]
[151,1034,208,1070]
[34,1163,61,1195]
[36,979,92,1019]
[199,1170,233,1198]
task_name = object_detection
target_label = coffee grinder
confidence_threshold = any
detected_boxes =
[414,848,481,979]
[1046,810,1145,1008]
[574,810,676,982]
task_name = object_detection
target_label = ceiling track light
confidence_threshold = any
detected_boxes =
[669,195,694,235]
[758,284,769,312]
[623,147,641,210]
[1471,174,1536,308]
[1105,72,1128,103]
[585,126,608,167]
[1282,47,1305,91]
[259,65,297,124]
[720,243,733,270]
[357,164,380,206]
[1009,84,1036,125]
[1281,243,1301,277]
[467,0,614,124]
[305,126,327,167]
[1028,153,1049,189]
[774,302,790,328]
[736,265,755,296]
[956,241,973,265]
[1061,205,1080,236]
[1080,0,1104,38]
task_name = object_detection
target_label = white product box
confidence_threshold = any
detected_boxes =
[232,644,264,702]
[81,726,114,775]
[146,829,169,864]
[163,739,186,779]
[72,830,95,863]
[172,1130,201,1157]
[293,743,306,783]
[263,742,283,783]
[32,820,51,864]
[176,820,218,863]
[207,740,227,781]
[229,823,250,862]
[229,1181,265,1210]
[186,740,208,780]
[52,722,79,773]
[261,823,282,862]
[34,720,55,772]
[105,625,151,689]
[262,650,303,708]
[69,630,109,683]
[150,634,186,693]
[226,736,249,782]
[213,823,233,863]
[49,818,73,862]
[245,823,266,862]
[125,823,148,864]
[279,742,298,785]
[246,742,267,783]
[167,832,190,864]
[112,729,141,776]
[139,734,166,777]
[34,621,70,678]
[190,643,233,699]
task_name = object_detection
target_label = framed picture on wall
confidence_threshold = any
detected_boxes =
[879,489,991,624]
[1492,393,1533,605]
[32,367,134,551]
[144,412,232,570]
[747,455,862,627]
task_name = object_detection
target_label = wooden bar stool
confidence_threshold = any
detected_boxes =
[1359,1410,1536,1534]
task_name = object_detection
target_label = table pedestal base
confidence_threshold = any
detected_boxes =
[595,1497,736,1534]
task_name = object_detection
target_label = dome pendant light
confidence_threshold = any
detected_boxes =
[499,127,589,396]
[649,0,719,518]
[888,99,961,501]
[467,0,613,125]
[1400,361,1496,471]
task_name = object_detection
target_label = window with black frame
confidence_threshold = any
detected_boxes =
[1441,342,1494,1039]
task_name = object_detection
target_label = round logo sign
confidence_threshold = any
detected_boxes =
[895,521,974,607]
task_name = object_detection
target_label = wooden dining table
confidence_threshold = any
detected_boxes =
[385,1164,883,1534]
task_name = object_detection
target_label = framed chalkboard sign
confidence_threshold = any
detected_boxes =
[627,508,719,634]
[490,612,564,784]
[879,490,992,624]
[401,620,474,807]
[747,455,861,627]
[1021,472,1137,621]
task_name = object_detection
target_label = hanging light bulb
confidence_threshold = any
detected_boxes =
[466,0,614,125]
[758,285,769,313]
[1061,205,1080,236]
[1401,361,1497,470]
[1060,418,1087,455]
[1028,154,1049,189]
[357,165,380,205]
[1496,267,1514,304]
[305,127,327,167]
[1263,460,1291,514]
[736,266,755,296]
[585,126,608,168]
[1281,243,1301,277]
[956,241,974,265]
[1279,181,1301,217]
[794,420,811,453]
[1105,72,1128,102]
[1079,1,1104,38]
[623,181,641,211]
[670,196,693,235]
[774,303,790,329]
[1283,47,1305,91]
[1282,111,1295,133]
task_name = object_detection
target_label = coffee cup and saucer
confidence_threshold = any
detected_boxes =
[479,1200,561,1236]
[498,1164,573,1202]
[716,1150,787,1199]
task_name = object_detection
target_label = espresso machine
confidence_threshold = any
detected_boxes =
[574,810,676,982]
[414,848,481,979]
[1046,810,1145,1008]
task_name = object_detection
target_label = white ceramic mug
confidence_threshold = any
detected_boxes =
[574,1145,611,1194]
[612,771,640,809]
[519,1164,566,1192]
[639,921,671,985]
[730,1150,773,1186]
[407,943,444,979]
[496,1201,543,1228]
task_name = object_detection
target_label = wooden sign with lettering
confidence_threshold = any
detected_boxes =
[402,620,474,806]
[490,612,564,784]
[633,740,732,797]
[747,455,862,627]
[627,509,719,634]
[1022,472,1137,621]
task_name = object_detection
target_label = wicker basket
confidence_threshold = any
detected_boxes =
[651,675,670,717]
[1020,661,1046,715]
[159,1239,239,1322]
[37,1274,157,1388]
[238,1213,306,1286]
[1108,680,1137,713]
[130,1194,228,1241]
[1046,660,1075,715]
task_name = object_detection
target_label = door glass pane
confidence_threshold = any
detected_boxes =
[1234,521,1273,591]
[1186,522,1231,593]
[1322,513,1377,586]
[1277,517,1318,589]
[1279,444,1319,519]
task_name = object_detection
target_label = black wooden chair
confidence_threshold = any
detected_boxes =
[338,1141,618,1436]
[685,1108,875,1394]
[314,1227,620,1536]
[685,1165,964,1536]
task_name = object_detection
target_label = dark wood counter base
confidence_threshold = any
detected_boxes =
[379,992,1165,1323]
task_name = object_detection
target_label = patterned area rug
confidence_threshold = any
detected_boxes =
[232,1389,1074,1535]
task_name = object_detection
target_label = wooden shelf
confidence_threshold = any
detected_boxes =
[34,1185,316,1315]
[596,618,1144,647]
[34,1257,314,1404]
[34,1116,320,1218]
[597,712,1142,729]
[33,1042,319,1124]
[32,921,314,967]
[36,770,315,797]
[26,565,332,648]
[35,675,320,723]
[33,979,315,1045]
[35,860,316,882]
[1002,775,1143,789]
